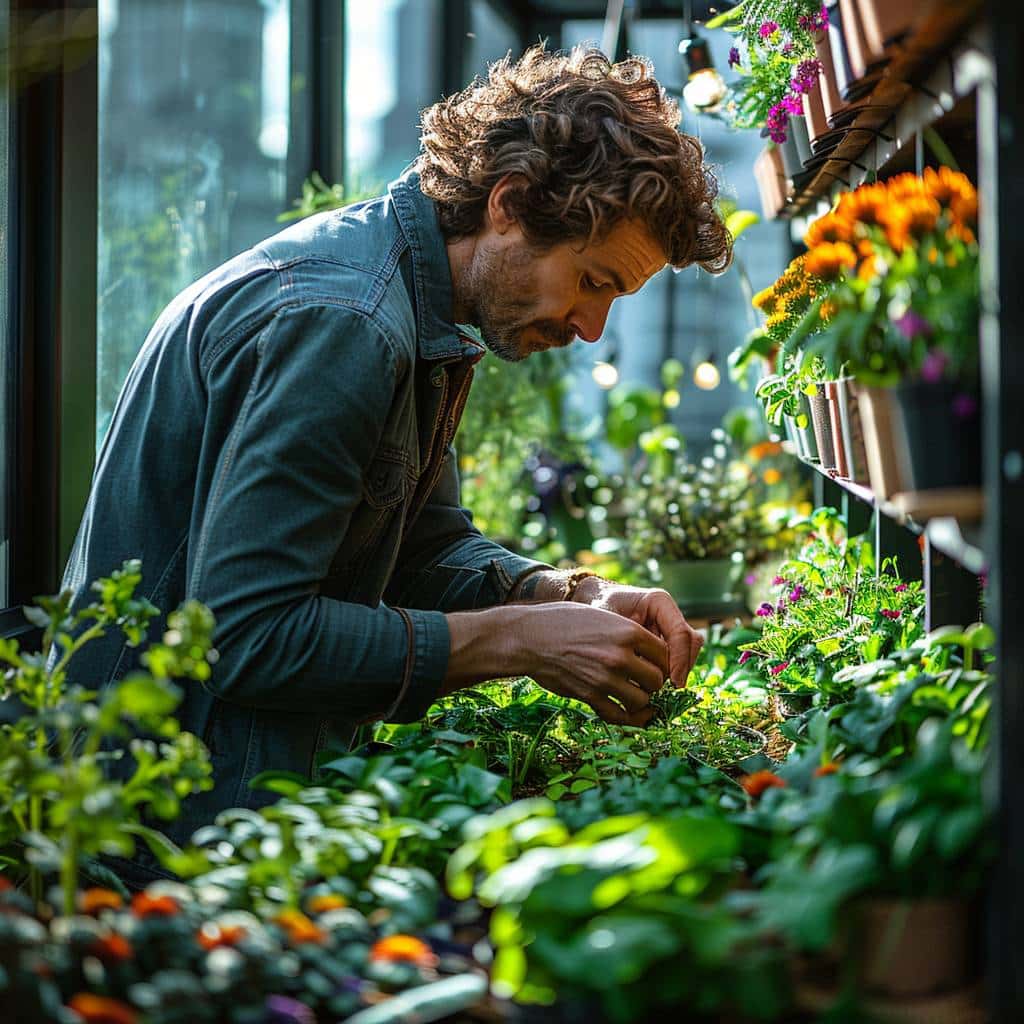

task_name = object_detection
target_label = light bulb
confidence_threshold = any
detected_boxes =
[683,68,727,114]
[592,361,619,389]
[693,360,721,390]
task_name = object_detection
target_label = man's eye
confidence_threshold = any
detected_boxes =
[583,275,604,291]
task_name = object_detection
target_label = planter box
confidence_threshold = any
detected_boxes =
[659,557,742,609]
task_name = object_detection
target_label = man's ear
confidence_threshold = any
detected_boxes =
[486,173,529,235]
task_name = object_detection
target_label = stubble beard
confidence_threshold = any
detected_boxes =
[462,244,575,362]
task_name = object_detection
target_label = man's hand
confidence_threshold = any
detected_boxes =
[570,577,703,689]
[444,602,671,726]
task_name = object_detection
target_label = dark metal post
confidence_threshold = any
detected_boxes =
[313,0,345,187]
[923,538,982,631]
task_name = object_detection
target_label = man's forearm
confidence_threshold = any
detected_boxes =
[506,567,603,604]
[441,604,536,695]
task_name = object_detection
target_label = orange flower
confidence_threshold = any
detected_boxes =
[306,893,348,914]
[131,892,180,918]
[67,994,138,1024]
[923,166,976,206]
[275,908,327,945]
[197,923,248,951]
[947,222,976,246]
[804,212,856,249]
[949,191,978,227]
[369,934,438,967]
[740,770,787,798]
[762,468,782,485]
[90,933,133,962]
[748,441,782,461]
[837,182,888,225]
[804,241,857,281]
[885,172,927,201]
[819,298,838,321]
[81,888,124,915]
[813,762,840,777]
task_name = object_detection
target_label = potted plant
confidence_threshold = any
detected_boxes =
[626,431,763,610]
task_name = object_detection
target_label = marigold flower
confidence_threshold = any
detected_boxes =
[949,191,978,226]
[275,909,327,945]
[819,298,839,322]
[81,888,124,915]
[130,892,180,918]
[837,183,888,225]
[885,172,927,200]
[369,934,438,967]
[752,286,778,313]
[763,468,782,485]
[923,166,976,206]
[90,933,133,962]
[197,922,248,951]
[765,309,791,332]
[814,762,840,777]
[741,770,787,798]
[67,994,138,1024]
[805,241,857,281]
[748,441,782,461]
[306,893,348,914]
[946,222,977,246]
[804,212,856,249]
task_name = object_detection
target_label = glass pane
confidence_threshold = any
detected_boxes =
[96,0,312,446]
[0,1,9,607]
[466,1,520,79]
[344,0,440,192]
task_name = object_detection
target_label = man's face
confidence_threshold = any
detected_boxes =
[461,217,667,362]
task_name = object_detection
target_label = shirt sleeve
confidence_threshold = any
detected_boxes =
[189,301,449,722]
[384,444,552,612]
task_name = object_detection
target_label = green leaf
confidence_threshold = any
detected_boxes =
[725,208,760,241]
[250,770,309,797]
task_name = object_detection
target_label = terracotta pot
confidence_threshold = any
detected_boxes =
[813,27,850,130]
[836,378,870,484]
[809,385,837,470]
[857,0,916,54]
[824,381,848,478]
[855,383,912,498]
[855,898,974,998]
[753,145,786,219]
[802,78,829,149]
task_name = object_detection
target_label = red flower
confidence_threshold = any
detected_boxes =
[740,771,787,798]
[67,994,138,1024]
[90,933,133,962]
[0,876,12,891]
[130,892,180,918]
[770,661,790,676]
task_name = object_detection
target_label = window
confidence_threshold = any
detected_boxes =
[95,0,313,445]
[344,0,441,192]
[465,1,520,79]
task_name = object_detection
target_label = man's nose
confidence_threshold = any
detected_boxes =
[570,300,612,343]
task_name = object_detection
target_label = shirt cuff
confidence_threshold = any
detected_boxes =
[489,554,554,603]
[385,607,450,722]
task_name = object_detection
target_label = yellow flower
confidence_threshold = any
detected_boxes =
[752,286,778,314]
[819,298,839,321]
[763,468,782,485]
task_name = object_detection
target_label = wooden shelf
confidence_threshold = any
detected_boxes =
[783,2,989,223]
[802,459,987,574]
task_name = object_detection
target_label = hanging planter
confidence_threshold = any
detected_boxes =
[754,145,787,219]
[809,384,838,471]
[836,377,871,485]
[813,24,852,129]
[802,76,830,152]
[836,0,884,97]
[857,0,916,55]
[856,384,911,498]
[893,379,981,490]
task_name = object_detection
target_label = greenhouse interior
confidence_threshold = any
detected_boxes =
[1,0,1022,1021]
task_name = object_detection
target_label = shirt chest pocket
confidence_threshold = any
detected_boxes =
[362,449,410,510]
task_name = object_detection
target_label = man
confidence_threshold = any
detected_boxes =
[62,45,731,883]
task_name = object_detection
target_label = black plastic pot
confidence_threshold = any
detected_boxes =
[894,379,981,490]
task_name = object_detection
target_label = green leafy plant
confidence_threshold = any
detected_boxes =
[0,561,215,914]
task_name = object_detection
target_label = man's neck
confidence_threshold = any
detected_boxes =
[446,234,477,324]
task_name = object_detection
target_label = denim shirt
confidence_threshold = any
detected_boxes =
[61,171,546,858]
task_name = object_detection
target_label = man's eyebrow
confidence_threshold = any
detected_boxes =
[594,264,628,293]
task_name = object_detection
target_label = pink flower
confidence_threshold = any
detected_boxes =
[765,102,789,144]
[772,576,787,586]
[790,59,823,94]
[894,583,908,592]
[770,661,790,676]
[798,6,829,32]
[745,572,757,585]
[880,609,900,620]
[756,602,775,617]
[738,650,754,665]
[759,20,779,38]
[789,585,806,603]
[781,93,804,115]
[897,310,934,342]
[952,393,978,420]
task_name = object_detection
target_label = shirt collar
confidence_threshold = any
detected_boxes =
[389,169,482,363]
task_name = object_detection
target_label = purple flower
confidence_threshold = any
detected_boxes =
[894,583,908,592]
[952,393,979,420]
[772,575,787,586]
[920,347,948,383]
[770,661,790,676]
[790,59,823,94]
[895,309,934,341]
[781,92,804,115]
[880,609,900,620]
[789,585,806,603]
[729,45,742,68]
[738,650,754,664]
[744,572,757,585]
[766,102,789,143]
[759,20,779,38]
[782,41,795,55]
[266,996,316,1024]
[756,602,775,617]
[798,5,829,32]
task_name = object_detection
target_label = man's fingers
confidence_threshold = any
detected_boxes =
[629,624,670,675]
[602,675,651,713]
[588,693,655,727]
[624,651,666,694]
[643,592,703,686]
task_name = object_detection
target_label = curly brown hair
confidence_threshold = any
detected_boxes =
[416,44,731,274]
